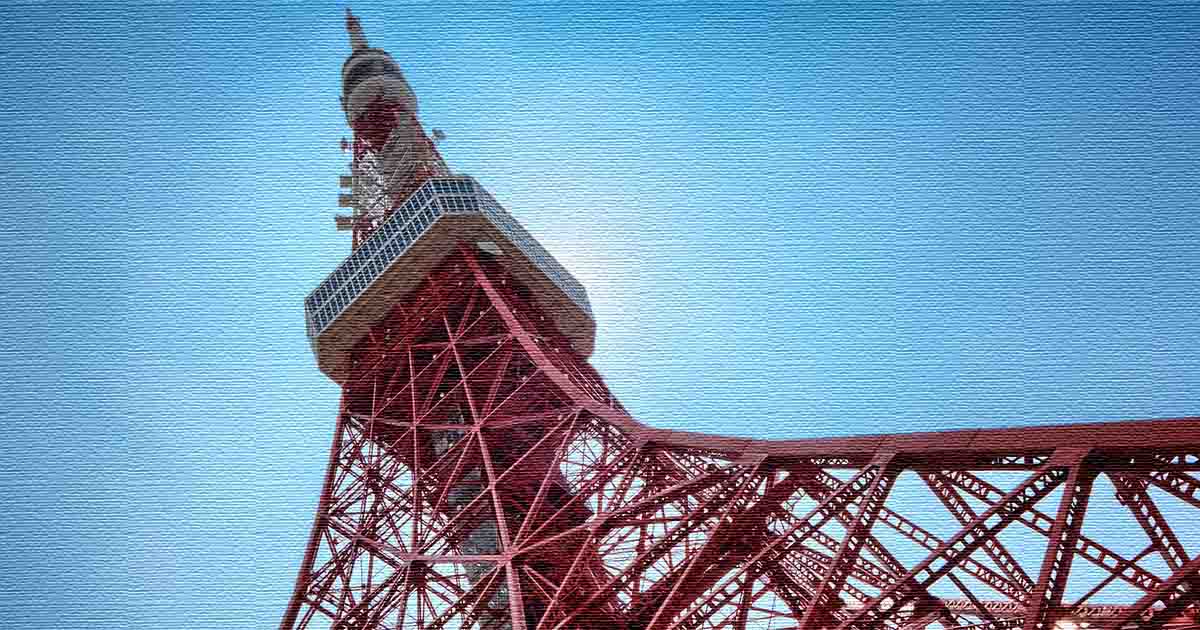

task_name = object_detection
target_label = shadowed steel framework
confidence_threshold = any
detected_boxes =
[280,10,1200,630]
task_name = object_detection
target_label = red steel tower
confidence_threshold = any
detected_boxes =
[281,10,1200,630]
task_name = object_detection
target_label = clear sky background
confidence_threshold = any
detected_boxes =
[1,2,1197,628]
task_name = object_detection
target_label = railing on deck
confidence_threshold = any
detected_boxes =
[305,176,592,338]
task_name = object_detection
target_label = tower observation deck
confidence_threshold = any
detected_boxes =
[281,10,1200,630]
[305,10,593,383]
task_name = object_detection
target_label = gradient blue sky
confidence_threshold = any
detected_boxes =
[1,2,1197,628]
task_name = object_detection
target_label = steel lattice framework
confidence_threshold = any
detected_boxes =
[281,10,1200,630]
[281,247,1200,630]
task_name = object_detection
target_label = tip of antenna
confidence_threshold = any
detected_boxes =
[345,7,368,50]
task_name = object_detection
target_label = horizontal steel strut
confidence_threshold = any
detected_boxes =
[281,246,1200,630]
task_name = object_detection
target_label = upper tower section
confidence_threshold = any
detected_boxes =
[305,10,595,383]
[340,9,416,132]
[336,9,450,247]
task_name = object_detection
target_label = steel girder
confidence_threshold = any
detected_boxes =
[281,246,1200,630]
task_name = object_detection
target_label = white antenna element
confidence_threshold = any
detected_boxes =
[355,150,391,224]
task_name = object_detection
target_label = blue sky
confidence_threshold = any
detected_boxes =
[1,2,1197,628]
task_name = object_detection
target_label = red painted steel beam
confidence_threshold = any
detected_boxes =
[638,465,809,630]
[1115,474,1190,573]
[938,469,1165,593]
[632,418,1200,467]
[944,620,1025,630]
[1105,555,1200,630]
[648,464,893,630]
[806,470,1023,611]
[1146,471,1200,511]
[923,471,1036,597]
[1023,451,1095,630]
[942,598,1138,620]
[798,454,900,630]
[837,454,1075,630]
[648,468,819,630]
[280,398,351,630]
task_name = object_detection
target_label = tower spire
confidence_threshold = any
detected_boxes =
[336,9,450,249]
[345,7,368,50]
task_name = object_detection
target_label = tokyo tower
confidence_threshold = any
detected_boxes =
[280,10,1200,630]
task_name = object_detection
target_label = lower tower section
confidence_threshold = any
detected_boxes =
[282,247,1200,630]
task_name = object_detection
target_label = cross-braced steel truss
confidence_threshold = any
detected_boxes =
[281,246,1200,630]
